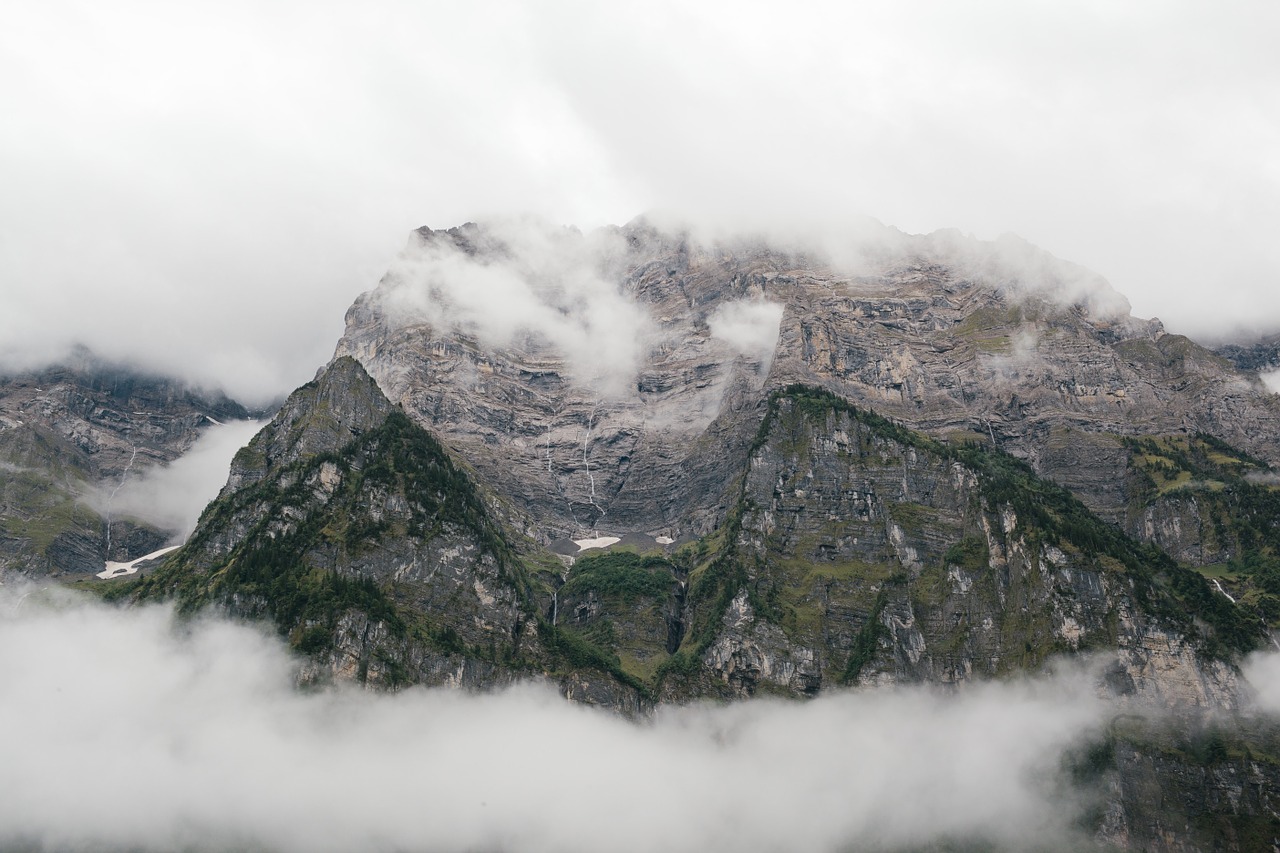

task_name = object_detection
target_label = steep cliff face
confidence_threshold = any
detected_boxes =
[134,371,1262,710]
[320,219,1280,699]
[130,357,646,709]
[334,220,1280,561]
[0,351,250,575]
[334,222,774,543]
[1119,435,1280,569]
[653,388,1253,708]
[1091,715,1280,852]
[133,357,536,688]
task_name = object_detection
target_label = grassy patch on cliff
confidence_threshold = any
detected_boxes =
[944,536,990,572]
[559,552,675,602]
[1125,433,1280,628]
[535,619,649,695]
[553,551,678,687]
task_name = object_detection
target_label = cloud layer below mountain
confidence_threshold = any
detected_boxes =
[0,589,1120,853]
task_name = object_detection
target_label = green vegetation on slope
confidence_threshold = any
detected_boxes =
[552,551,680,689]
[558,551,675,601]
[129,410,522,655]
[1125,433,1280,628]
[122,404,643,691]
[747,386,1262,659]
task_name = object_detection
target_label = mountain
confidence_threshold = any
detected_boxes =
[0,348,252,576]
[337,221,1280,565]
[100,218,1280,849]
[1216,332,1280,374]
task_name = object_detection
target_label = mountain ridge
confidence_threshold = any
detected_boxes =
[14,219,1280,851]
[0,348,255,576]
[335,219,1280,562]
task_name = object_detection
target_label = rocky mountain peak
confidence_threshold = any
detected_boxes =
[333,219,1279,548]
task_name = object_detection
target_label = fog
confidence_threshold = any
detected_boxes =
[1243,651,1280,715]
[0,588,1119,853]
[983,328,1046,386]
[85,420,265,541]
[707,300,787,367]
[378,220,657,398]
[2,2,1278,404]
[369,218,790,400]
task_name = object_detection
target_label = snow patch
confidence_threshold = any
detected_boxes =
[96,545,180,580]
[574,536,620,552]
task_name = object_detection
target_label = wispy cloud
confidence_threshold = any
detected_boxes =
[374,219,657,399]
[707,300,786,368]
[83,419,264,540]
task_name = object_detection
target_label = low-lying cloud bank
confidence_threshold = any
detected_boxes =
[0,590,1118,853]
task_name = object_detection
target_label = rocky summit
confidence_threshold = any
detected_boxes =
[112,218,1280,850]
[334,220,1280,558]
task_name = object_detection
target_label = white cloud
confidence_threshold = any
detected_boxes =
[376,218,657,398]
[1243,649,1280,714]
[0,589,1109,853]
[707,301,786,365]
[86,419,265,540]
[1,1,1278,403]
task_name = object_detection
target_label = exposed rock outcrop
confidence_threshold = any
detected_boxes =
[0,350,250,575]
[136,357,542,688]
[334,220,1280,558]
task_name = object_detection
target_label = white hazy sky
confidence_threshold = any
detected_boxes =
[2,0,1278,405]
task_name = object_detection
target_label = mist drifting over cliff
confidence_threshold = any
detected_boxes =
[0,589,1122,853]
[83,419,265,541]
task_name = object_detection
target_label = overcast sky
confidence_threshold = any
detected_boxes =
[3,1,1278,405]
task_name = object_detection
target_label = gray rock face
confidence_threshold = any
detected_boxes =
[218,354,394,498]
[335,222,778,543]
[1216,332,1280,373]
[0,351,250,574]
[1103,730,1280,852]
[668,394,1242,709]
[151,357,547,689]
[334,220,1280,555]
